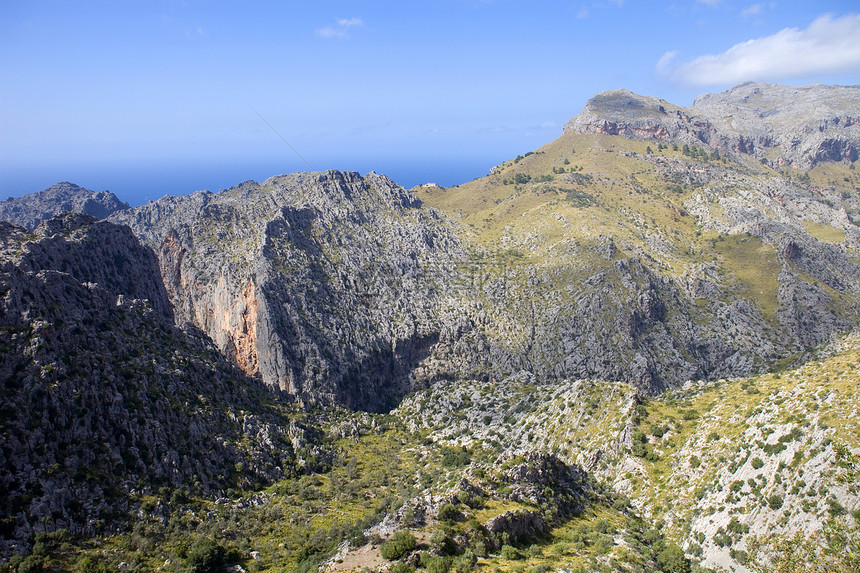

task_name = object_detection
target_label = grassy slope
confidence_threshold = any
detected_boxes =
[418,132,859,328]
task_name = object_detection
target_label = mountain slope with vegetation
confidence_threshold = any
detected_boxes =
[10,330,856,573]
[418,83,860,393]
[0,215,327,561]
[0,82,858,573]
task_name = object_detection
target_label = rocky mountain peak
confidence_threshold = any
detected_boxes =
[563,89,699,140]
[0,182,130,230]
[565,82,860,168]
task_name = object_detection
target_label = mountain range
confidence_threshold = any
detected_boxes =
[1,82,858,573]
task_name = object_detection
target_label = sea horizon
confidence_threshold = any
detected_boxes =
[0,157,496,207]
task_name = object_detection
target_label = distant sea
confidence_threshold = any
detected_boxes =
[1,157,497,207]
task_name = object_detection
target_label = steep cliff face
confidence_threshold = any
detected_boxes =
[0,182,129,230]
[565,83,860,169]
[11,84,856,412]
[111,171,465,412]
[0,215,319,556]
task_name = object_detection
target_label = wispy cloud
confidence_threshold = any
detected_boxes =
[316,17,364,39]
[740,3,765,18]
[657,13,860,86]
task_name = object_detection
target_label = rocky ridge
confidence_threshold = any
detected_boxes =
[421,84,860,395]
[2,86,857,411]
[565,82,860,169]
[0,182,129,230]
[110,171,466,412]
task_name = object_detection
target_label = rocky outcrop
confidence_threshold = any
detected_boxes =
[565,89,718,144]
[0,182,129,230]
[0,215,321,556]
[111,171,465,412]
[484,510,547,546]
[565,83,860,169]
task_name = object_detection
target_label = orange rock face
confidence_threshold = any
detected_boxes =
[232,280,259,376]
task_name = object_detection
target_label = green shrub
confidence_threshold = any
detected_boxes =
[425,555,450,573]
[17,556,46,573]
[729,548,748,564]
[429,528,457,556]
[656,543,691,573]
[380,531,416,561]
[500,544,520,560]
[186,538,227,573]
[767,495,784,510]
[751,457,764,469]
[76,556,110,573]
[763,443,786,455]
[594,519,614,534]
[437,503,460,523]
[452,550,477,573]
[514,173,532,184]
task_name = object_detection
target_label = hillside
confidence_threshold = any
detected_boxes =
[109,171,466,412]
[1,82,859,573]
[13,330,857,573]
[0,215,327,560]
[418,83,860,393]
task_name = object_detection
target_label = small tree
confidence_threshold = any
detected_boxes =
[380,530,417,561]
[185,538,226,573]
[656,543,691,573]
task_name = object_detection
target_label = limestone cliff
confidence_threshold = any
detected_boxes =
[111,171,466,412]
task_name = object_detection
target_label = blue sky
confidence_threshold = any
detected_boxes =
[1,1,859,205]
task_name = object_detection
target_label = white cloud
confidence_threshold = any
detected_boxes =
[315,17,364,39]
[658,13,860,86]
[577,6,589,19]
[656,51,678,75]
[741,3,765,18]
[315,26,341,39]
[337,17,364,28]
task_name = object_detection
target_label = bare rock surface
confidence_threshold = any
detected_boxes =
[566,82,860,168]
[0,182,129,230]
